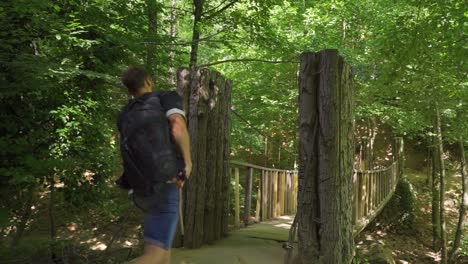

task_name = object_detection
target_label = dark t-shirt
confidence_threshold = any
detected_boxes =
[124,91,186,211]
[158,91,186,166]
[159,91,186,120]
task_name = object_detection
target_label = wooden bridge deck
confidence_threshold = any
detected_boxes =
[171,216,295,264]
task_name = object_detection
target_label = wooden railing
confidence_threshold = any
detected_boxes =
[229,137,403,235]
[230,161,298,228]
[352,161,400,235]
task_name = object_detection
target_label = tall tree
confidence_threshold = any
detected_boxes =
[189,0,204,68]
[449,139,467,262]
[146,0,158,79]
[436,105,447,264]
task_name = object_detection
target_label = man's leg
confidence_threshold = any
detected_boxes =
[128,243,170,264]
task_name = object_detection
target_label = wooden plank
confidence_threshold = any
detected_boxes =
[255,172,261,222]
[244,167,253,226]
[357,172,363,221]
[262,170,267,221]
[234,167,240,229]
[285,172,288,215]
[352,172,357,225]
[279,172,285,216]
[273,171,278,218]
[363,172,367,219]
[270,171,273,219]
[292,172,298,214]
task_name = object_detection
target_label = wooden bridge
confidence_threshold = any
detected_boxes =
[172,50,404,263]
[229,137,403,236]
[170,140,403,264]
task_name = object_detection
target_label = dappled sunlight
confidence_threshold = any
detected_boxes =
[273,223,291,229]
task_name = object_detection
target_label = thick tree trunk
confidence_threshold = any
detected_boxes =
[222,80,232,236]
[189,0,204,68]
[203,71,220,244]
[145,0,158,79]
[449,139,466,262]
[176,68,232,248]
[431,134,441,250]
[436,106,447,264]
[214,73,226,240]
[184,69,210,248]
[297,50,354,264]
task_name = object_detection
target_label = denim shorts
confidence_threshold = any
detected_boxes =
[142,184,179,250]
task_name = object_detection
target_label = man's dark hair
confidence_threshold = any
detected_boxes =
[121,66,150,95]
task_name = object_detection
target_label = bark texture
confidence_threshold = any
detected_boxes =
[297,50,354,264]
[175,67,232,249]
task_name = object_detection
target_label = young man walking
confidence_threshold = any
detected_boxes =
[117,66,192,264]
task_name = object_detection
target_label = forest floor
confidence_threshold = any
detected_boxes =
[2,168,466,264]
[355,168,467,263]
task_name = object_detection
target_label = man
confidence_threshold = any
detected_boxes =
[118,66,192,264]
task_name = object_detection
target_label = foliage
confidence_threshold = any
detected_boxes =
[0,0,465,259]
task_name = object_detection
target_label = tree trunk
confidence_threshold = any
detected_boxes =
[222,80,232,236]
[426,138,432,185]
[10,186,35,248]
[189,0,204,68]
[297,50,354,263]
[169,0,177,85]
[449,138,466,262]
[184,69,210,248]
[145,0,158,79]
[436,106,447,264]
[214,73,226,240]
[366,118,376,169]
[203,71,220,244]
[49,176,59,263]
[176,67,232,248]
[431,134,441,250]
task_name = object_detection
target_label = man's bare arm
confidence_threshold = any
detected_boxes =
[168,114,192,179]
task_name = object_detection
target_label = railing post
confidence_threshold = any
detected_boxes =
[255,172,261,222]
[244,167,253,226]
[279,171,285,216]
[273,171,278,218]
[234,167,240,229]
[261,170,267,221]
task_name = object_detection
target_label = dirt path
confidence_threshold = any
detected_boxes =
[171,216,294,264]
